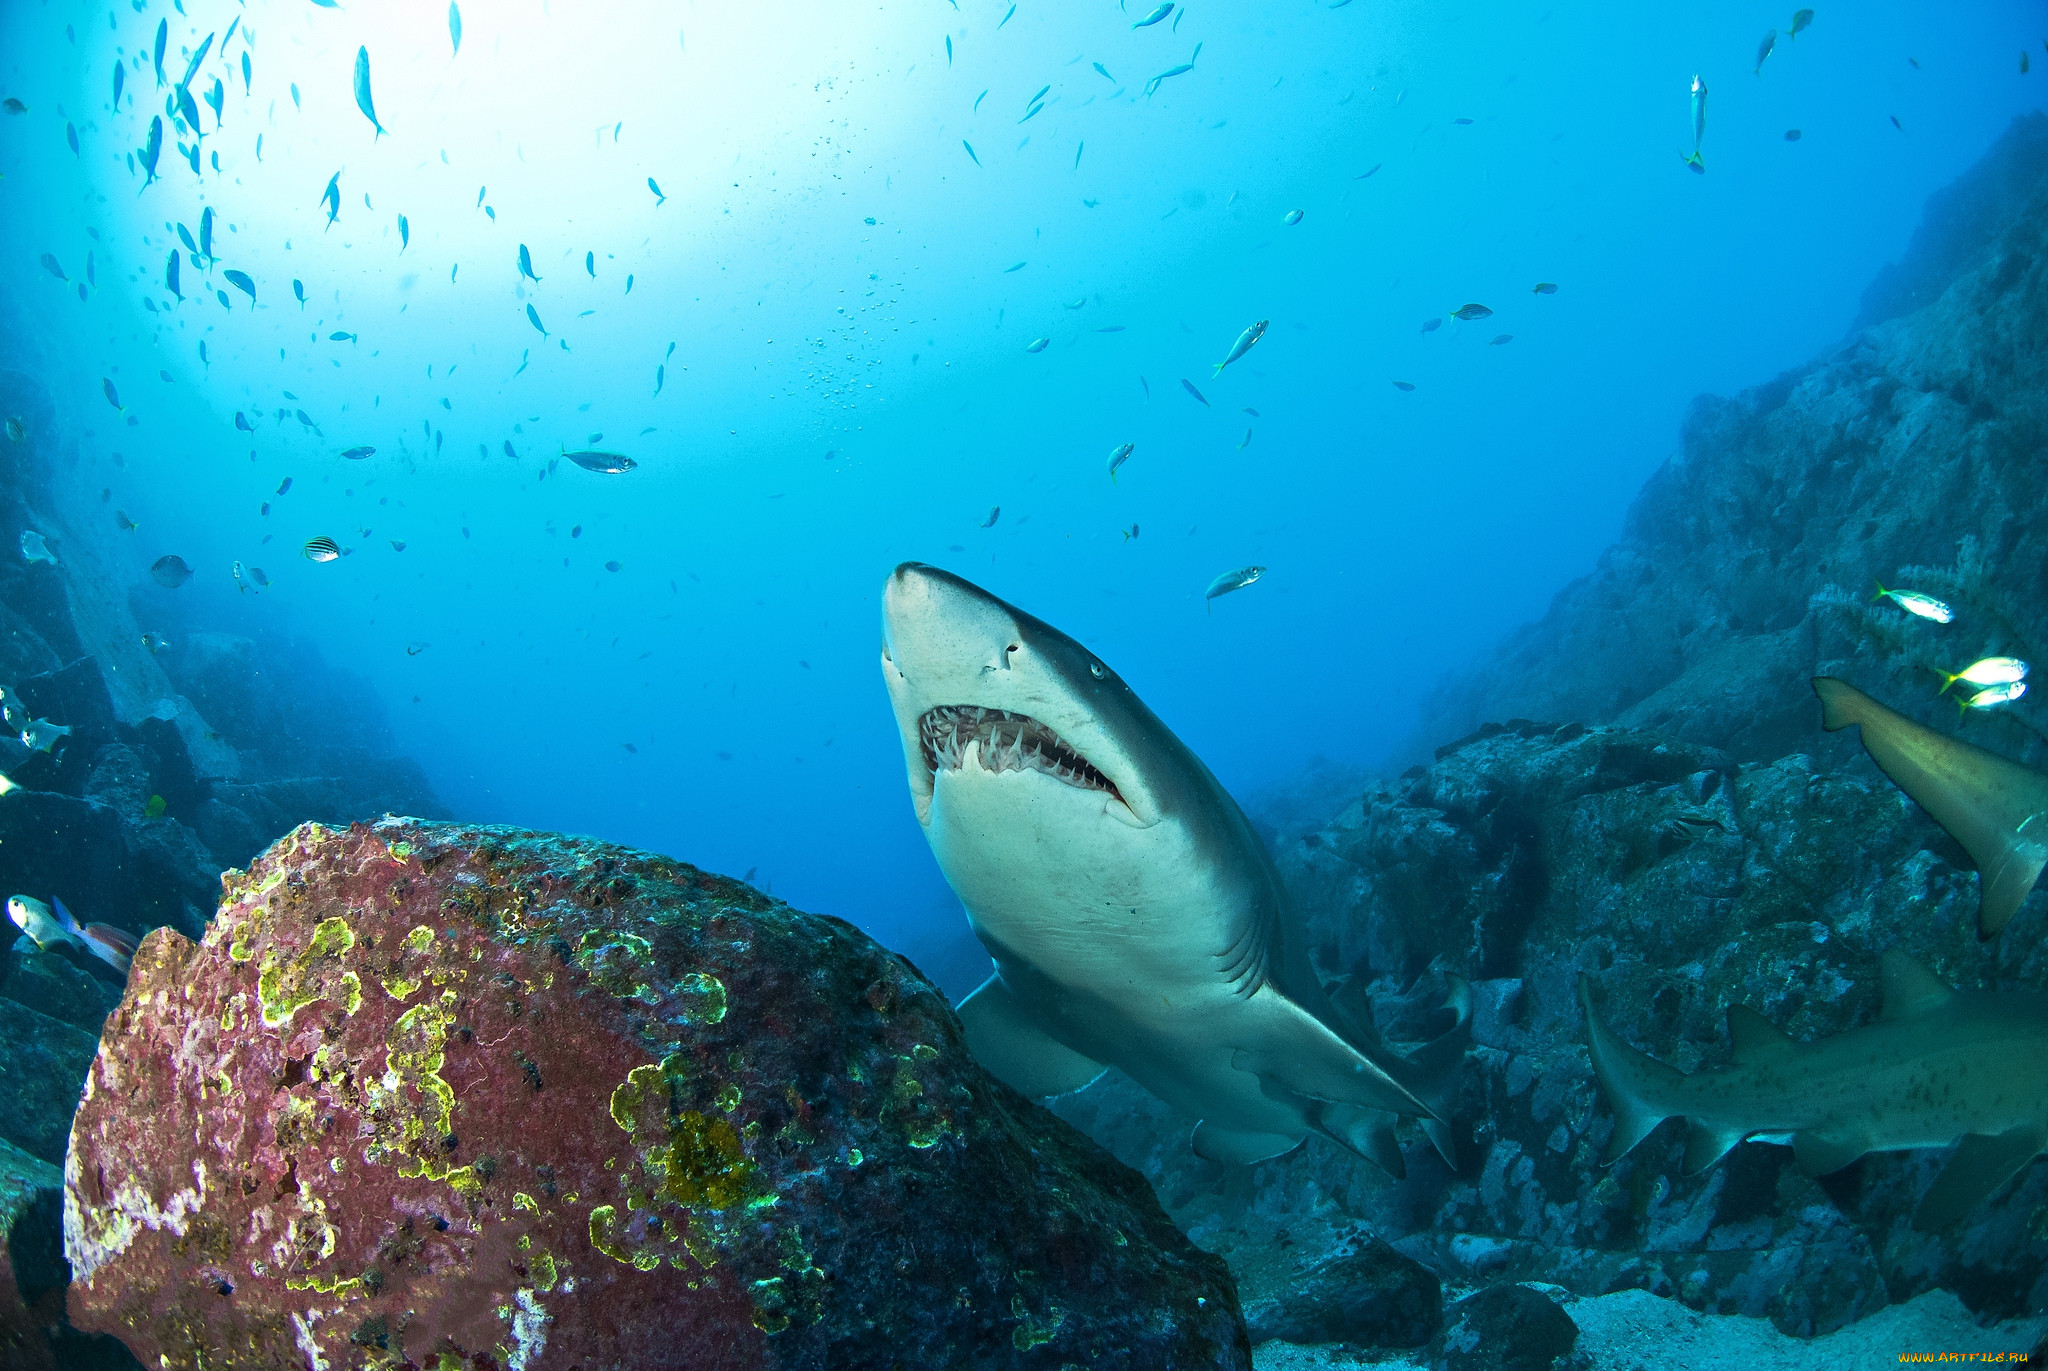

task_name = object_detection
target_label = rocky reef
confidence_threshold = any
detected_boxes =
[1050,113,2048,1361]
[1401,111,2048,774]
[0,363,443,1366]
[66,818,1247,1369]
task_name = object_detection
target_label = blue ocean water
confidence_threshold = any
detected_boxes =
[0,0,2040,983]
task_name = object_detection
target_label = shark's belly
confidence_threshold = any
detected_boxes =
[927,766,1246,998]
[927,766,1312,1136]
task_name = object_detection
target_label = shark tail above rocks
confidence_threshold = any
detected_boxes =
[1579,972,1694,1166]
[1305,975,1472,1178]
[1813,676,2048,937]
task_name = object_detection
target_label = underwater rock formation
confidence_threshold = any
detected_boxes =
[66,818,1249,1370]
[1058,719,2048,1339]
[1402,111,2048,773]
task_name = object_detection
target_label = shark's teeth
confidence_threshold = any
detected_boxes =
[919,706,1122,803]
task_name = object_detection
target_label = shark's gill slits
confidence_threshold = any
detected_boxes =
[919,706,1123,803]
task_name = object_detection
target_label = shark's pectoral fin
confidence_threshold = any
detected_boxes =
[1683,1121,1748,1174]
[1191,1121,1304,1165]
[956,973,1107,1097]
[1230,989,1435,1119]
[1792,1128,1870,1177]
[1913,1122,2048,1231]
[1312,1104,1406,1179]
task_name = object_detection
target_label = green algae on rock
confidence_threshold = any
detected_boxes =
[64,818,1248,1370]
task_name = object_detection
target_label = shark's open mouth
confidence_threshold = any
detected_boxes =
[919,706,1124,804]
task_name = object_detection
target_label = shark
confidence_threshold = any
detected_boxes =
[1581,951,2048,1230]
[879,562,1464,1171]
[1814,677,2048,937]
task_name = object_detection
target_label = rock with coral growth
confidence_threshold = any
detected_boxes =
[63,818,1247,1370]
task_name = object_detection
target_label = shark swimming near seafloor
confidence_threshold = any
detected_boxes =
[879,562,1465,1172]
[1814,677,2048,937]
[1582,950,2048,1230]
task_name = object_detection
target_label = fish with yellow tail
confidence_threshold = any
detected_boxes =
[7,894,138,976]
[1582,950,2048,1231]
[1684,75,1707,172]
[1813,677,2048,937]
[1936,657,2028,697]
[1873,580,1954,623]
[1213,319,1267,376]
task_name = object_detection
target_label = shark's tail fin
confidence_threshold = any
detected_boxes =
[1579,972,1687,1164]
[1409,974,1471,1166]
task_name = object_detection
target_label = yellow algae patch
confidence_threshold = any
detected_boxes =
[677,972,728,1025]
[650,1112,753,1209]
[284,1272,364,1300]
[886,1046,957,1151]
[383,999,458,1141]
[529,1249,558,1292]
[574,929,656,999]
[403,925,436,955]
[609,1064,666,1134]
[257,917,364,1028]
[380,976,421,1002]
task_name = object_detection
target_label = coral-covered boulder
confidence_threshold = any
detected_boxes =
[64,818,1247,1370]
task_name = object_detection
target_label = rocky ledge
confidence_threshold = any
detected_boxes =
[65,818,1248,1370]
[1057,715,2048,1349]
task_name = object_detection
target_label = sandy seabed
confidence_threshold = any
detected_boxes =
[1252,1286,2048,1370]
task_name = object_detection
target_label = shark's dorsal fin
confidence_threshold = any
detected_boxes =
[1814,677,2048,936]
[1913,1121,2048,1230]
[1879,949,1956,1022]
[1726,1006,1796,1065]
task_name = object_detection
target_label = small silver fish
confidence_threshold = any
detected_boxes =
[981,506,1001,528]
[1205,565,1265,611]
[1789,8,1813,38]
[1685,75,1707,171]
[1283,209,1303,225]
[1213,319,1268,375]
[7,896,86,956]
[564,450,637,474]
[1026,338,1049,353]
[19,718,71,753]
[18,530,55,565]
[1108,442,1134,481]
[1936,658,2029,696]
[354,46,386,137]
[1755,29,1777,74]
[1959,681,2025,714]
[1874,582,1953,623]
[1132,2,1173,27]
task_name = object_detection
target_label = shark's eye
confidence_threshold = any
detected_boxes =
[1007,644,1019,654]
[1089,662,1105,679]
